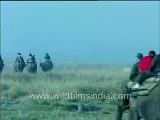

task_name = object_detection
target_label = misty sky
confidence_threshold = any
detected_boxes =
[1,2,160,64]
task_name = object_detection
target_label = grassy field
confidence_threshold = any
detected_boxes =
[1,64,130,120]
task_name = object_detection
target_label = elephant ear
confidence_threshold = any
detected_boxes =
[129,77,160,97]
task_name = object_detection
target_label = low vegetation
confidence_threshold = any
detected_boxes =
[1,64,130,120]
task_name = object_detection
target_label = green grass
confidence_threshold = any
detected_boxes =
[1,64,130,120]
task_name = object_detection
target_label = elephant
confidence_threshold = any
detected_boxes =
[40,60,53,72]
[116,78,160,120]
[13,61,25,72]
[0,60,4,73]
[129,78,160,120]
[26,62,37,73]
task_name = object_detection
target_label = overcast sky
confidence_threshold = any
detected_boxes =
[1,2,159,64]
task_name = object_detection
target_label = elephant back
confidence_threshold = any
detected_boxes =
[13,61,25,72]
[40,60,53,72]
[128,77,160,97]
[129,77,160,120]
[26,62,37,73]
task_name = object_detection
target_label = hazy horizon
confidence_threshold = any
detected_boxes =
[1,2,159,64]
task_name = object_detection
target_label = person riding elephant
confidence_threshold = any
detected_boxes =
[123,53,144,107]
[26,53,36,63]
[44,53,50,60]
[40,53,53,72]
[27,53,33,63]
[32,55,36,63]
[129,51,160,120]
[132,50,157,88]
[116,53,143,120]
[150,53,160,73]
[42,53,51,63]
[13,53,25,72]
[15,53,24,63]
[26,53,37,73]
[129,53,144,81]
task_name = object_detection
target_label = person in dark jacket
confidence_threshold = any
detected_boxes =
[122,53,143,107]
[129,53,143,81]
[150,53,160,73]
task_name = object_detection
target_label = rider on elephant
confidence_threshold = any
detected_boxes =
[42,53,51,63]
[150,53,160,73]
[132,50,157,88]
[15,53,24,63]
[122,53,143,108]
[27,53,36,63]
[32,55,36,62]
[129,53,144,81]
[27,53,33,63]
[129,52,160,120]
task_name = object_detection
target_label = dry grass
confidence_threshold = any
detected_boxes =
[1,64,130,120]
